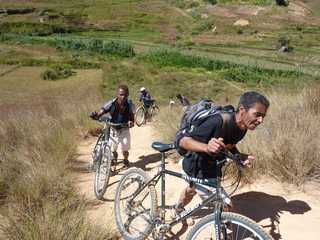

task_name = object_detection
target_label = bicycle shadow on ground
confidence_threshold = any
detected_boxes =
[230,191,311,240]
[129,153,163,171]
[190,191,311,239]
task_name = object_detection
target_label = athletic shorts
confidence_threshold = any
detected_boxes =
[110,128,131,152]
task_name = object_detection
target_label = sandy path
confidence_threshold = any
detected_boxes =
[75,124,320,240]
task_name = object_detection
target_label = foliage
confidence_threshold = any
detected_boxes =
[0,34,135,58]
[205,0,217,5]
[140,47,302,84]
[216,0,273,5]
[41,64,75,81]
[0,22,71,36]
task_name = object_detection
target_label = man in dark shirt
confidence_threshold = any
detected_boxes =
[174,91,270,217]
[91,85,134,167]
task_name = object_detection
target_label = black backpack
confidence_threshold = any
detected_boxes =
[174,99,235,156]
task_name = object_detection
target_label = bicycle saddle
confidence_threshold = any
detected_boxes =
[151,142,175,152]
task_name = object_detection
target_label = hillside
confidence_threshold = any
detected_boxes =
[1,0,320,239]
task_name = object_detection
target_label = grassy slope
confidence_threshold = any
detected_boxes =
[0,4,319,235]
[1,0,320,75]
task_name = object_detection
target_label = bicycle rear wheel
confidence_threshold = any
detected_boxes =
[93,144,112,200]
[135,106,145,127]
[186,212,272,240]
[114,167,157,240]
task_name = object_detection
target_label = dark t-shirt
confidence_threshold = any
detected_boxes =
[102,99,134,124]
[180,113,246,179]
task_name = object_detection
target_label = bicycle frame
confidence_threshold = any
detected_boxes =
[128,150,229,237]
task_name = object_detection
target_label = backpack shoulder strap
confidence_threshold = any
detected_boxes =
[220,112,233,137]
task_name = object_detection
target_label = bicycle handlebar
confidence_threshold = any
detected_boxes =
[217,150,243,167]
[93,116,129,129]
[104,121,129,128]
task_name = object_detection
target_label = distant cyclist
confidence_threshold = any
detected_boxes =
[90,85,134,167]
[139,87,154,110]
[176,93,190,107]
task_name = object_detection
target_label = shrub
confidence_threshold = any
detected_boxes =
[41,64,75,80]
[206,0,217,5]
[0,22,70,36]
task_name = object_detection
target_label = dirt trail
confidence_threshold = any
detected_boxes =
[75,124,320,240]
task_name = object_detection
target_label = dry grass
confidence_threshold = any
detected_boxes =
[240,85,320,185]
[154,105,183,142]
[0,67,115,239]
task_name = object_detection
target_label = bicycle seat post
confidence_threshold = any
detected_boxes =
[161,152,166,213]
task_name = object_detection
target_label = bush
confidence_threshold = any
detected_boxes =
[206,0,217,5]
[41,64,75,80]
[0,22,70,36]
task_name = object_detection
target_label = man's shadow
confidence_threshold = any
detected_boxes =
[230,191,311,240]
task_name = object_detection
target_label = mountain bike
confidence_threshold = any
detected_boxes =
[114,142,272,240]
[135,100,159,127]
[91,117,128,200]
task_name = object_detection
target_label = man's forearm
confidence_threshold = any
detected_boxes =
[179,137,209,154]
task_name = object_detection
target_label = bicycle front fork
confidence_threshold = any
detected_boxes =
[214,202,224,240]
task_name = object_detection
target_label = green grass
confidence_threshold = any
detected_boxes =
[217,0,274,5]
[140,47,304,85]
[0,34,135,58]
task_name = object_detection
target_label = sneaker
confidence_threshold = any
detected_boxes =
[123,159,130,167]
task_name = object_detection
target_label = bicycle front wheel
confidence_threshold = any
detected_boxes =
[114,167,157,240]
[135,106,145,127]
[186,212,272,240]
[94,145,112,200]
[150,105,160,122]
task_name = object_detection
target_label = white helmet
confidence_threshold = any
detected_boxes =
[140,87,146,92]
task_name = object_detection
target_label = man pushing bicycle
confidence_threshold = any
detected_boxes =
[174,91,270,220]
[90,84,134,167]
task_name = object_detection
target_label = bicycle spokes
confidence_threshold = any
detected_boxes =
[115,168,158,240]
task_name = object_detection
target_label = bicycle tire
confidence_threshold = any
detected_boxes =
[93,144,112,200]
[150,105,160,122]
[92,134,104,165]
[114,167,158,240]
[135,106,145,127]
[186,212,272,240]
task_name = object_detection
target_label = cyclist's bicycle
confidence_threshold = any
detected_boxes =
[91,117,128,200]
[114,142,272,240]
[135,100,159,127]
